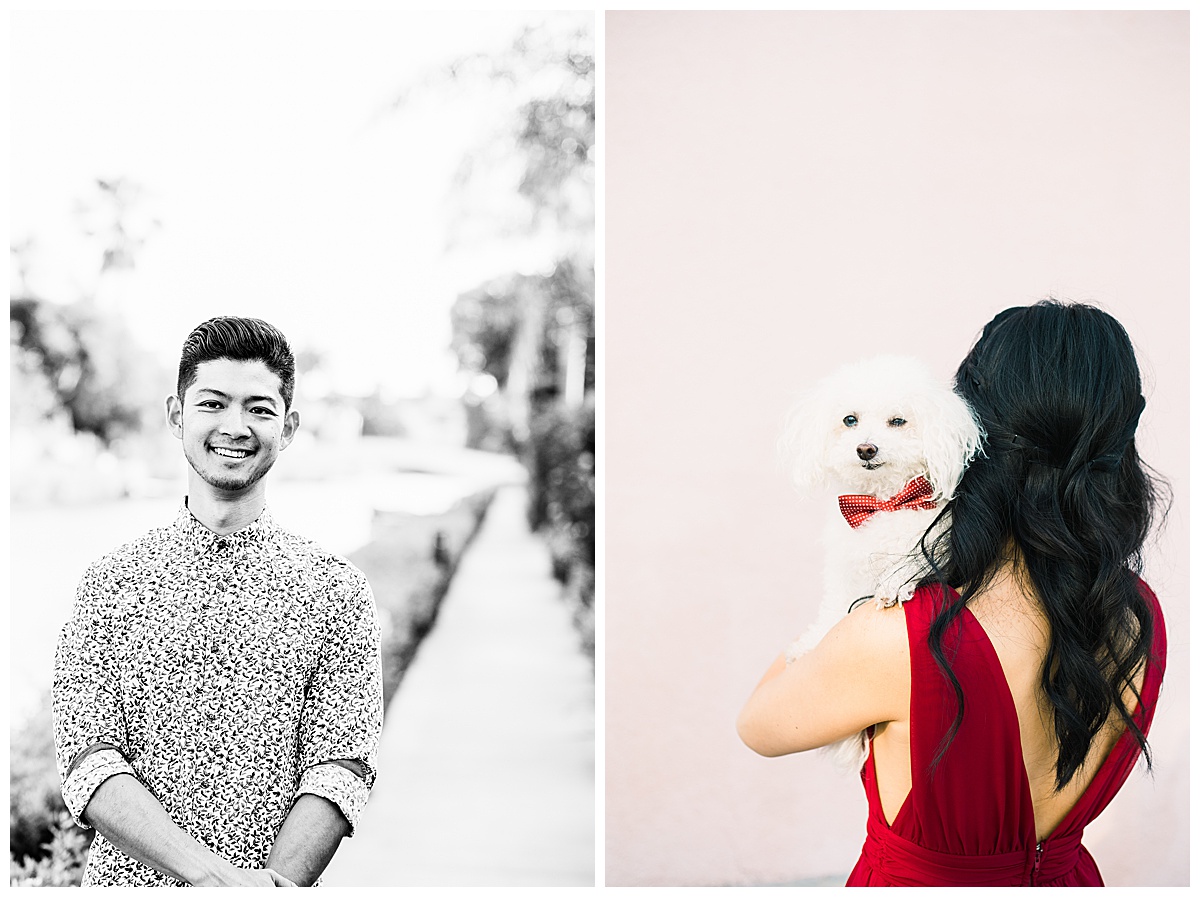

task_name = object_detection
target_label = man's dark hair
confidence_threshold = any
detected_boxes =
[177,316,296,410]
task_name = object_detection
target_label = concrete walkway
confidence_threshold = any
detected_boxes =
[322,484,595,886]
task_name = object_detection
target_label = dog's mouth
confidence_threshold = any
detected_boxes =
[861,460,885,471]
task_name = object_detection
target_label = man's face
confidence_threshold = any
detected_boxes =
[166,358,299,495]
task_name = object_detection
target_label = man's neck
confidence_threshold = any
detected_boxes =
[186,477,267,535]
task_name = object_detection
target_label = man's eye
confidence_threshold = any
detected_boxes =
[888,418,907,427]
[843,415,858,427]
[251,408,276,416]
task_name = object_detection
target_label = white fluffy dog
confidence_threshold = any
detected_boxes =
[779,355,983,767]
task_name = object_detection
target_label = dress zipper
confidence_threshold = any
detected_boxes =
[1030,841,1044,885]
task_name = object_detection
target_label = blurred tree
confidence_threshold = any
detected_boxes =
[10,297,160,444]
[10,177,164,445]
[431,16,595,425]
[510,42,594,243]
[391,16,594,258]
[400,17,596,649]
[451,274,532,391]
[450,257,594,446]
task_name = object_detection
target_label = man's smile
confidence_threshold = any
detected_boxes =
[210,446,256,459]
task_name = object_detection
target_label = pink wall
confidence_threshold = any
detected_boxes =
[604,11,1188,886]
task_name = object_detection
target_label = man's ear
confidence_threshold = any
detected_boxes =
[165,395,184,439]
[279,409,300,451]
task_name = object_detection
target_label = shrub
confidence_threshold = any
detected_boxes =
[10,813,90,886]
[526,397,594,568]
[10,695,92,886]
[525,397,595,656]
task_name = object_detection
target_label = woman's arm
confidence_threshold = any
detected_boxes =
[737,600,911,757]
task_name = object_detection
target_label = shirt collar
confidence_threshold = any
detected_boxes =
[173,499,277,554]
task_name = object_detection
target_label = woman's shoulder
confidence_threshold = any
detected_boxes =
[837,596,912,660]
[834,585,960,655]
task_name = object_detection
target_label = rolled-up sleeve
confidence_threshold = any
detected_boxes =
[296,568,383,834]
[52,564,137,828]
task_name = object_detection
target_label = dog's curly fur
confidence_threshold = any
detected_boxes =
[779,354,984,769]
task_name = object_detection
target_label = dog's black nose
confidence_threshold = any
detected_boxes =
[857,443,878,461]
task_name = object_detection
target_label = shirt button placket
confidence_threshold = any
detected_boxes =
[193,537,229,826]
[184,544,207,831]
[207,540,230,726]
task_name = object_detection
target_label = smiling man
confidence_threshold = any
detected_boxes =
[52,317,383,887]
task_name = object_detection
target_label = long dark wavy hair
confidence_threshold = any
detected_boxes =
[919,300,1168,790]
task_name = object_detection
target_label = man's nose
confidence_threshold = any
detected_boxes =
[218,407,252,438]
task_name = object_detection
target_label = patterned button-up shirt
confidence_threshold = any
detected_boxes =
[52,502,384,886]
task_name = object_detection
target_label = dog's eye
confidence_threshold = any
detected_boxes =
[843,415,858,427]
[888,418,907,427]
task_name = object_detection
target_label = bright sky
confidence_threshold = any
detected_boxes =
[10,9,589,397]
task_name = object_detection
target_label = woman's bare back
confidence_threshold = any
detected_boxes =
[872,564,1147,842]
[942,567,1144,841]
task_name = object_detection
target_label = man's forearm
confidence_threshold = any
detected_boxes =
[82,773,226,885]
[265,794,351,886]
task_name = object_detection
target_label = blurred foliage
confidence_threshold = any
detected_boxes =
[10,695,91,886]
[10,813,90,887]
[508,28,594,236]
[395,16,594,251]
[409,16,595,654]
[11,176,165,448]
[537,258,595,393]
[451,258,594,395]
[528,396,595,571]
[11,296,163,444]
[526,396,595,657]
[451,279,524,391]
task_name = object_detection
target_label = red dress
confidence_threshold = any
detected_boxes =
[846,580,1167,886]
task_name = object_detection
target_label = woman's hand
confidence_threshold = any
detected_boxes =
[737,599,911,756]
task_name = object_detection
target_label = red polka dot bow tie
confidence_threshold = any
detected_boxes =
[838,476,938,529]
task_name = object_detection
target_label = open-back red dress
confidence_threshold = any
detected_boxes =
[846,580,1167,886]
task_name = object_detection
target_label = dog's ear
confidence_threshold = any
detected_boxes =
[779,387,831,496]
[917,386,985,500]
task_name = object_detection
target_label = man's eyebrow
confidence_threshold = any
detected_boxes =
[194,388,279,406]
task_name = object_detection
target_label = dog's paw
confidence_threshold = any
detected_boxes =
[874,581,917,609]
[874,571,920,609]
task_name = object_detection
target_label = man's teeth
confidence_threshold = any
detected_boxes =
[212,447,253,458]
